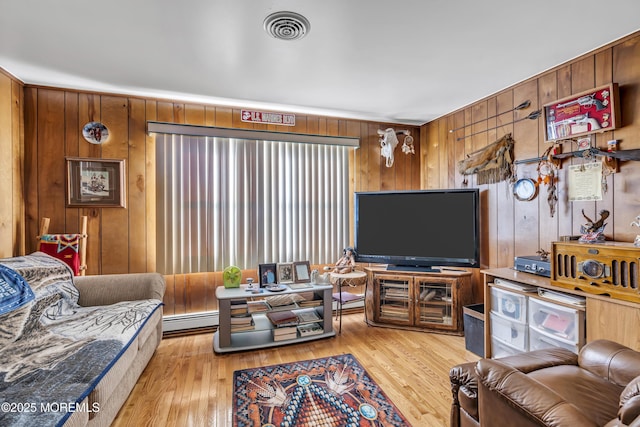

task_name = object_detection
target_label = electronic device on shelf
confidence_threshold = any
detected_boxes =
[354,189,480,273]
[514,255,551,277]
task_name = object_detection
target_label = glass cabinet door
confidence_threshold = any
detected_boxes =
[415,281,453,326]
[376,277,411,324]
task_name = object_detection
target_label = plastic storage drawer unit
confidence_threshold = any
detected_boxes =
[491,336,524,359]
[528,297,585,345]
[490,311,528,351]
[529,327,581,354]
[491,286,528,323]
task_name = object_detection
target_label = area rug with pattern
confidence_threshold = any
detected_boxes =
[232,353,411,426]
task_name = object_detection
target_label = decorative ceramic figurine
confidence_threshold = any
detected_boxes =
[579,209,609,243]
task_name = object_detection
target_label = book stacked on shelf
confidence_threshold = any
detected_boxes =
[265,295,301,311]
[273,326,298,341]
[294,308,322,324]
[230,315,254,332]
[296,291,322,307]
[267,310,299,341]
[266,310,299,327]
[230,299,248,316]
[247,300,269,314]
[298,298,322,308]
[422,306,445,323]
[297,322,323,337]
[383,287,409,302]
[380,303,409,319]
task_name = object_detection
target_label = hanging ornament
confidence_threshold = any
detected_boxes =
[537,145,561,217]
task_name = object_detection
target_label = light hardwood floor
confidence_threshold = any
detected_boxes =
[112,314,480,426]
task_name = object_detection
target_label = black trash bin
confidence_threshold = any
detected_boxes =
[463,303,484,357]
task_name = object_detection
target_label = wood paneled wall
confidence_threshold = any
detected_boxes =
[421,31,640,269]
[13,31,640,316]
[20,89,420,315]
[0,70,24,258]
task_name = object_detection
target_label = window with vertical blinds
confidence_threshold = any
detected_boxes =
[156,134,352,275]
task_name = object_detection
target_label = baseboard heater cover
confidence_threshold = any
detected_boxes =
[163,311,219,332]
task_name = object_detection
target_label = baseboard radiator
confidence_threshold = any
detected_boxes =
[163,311,219,333]
[161,295,365,333]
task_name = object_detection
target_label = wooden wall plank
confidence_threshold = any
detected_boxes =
[538,72,560,251]
[78,93,102,274]
[128,98,147,273]
[23,87,38,254]
[356,122,369,192]
[100,95,130,274]
[64,92,80,233]
[594,49,615,240]
[554,66,574,239]
[145,100,158,273]
[0,73,12,257]
[37,89,66,234]
[184,104,205,125]
[570,57,597,238]
[512,81,540,257]
[12,79,25,255]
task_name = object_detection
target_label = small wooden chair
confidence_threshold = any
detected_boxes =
[37,216,88,276]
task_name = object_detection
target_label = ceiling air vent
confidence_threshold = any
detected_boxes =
[263,11,310,41]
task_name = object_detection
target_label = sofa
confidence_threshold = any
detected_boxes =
[450,339,640,427]
[0,252,165,427]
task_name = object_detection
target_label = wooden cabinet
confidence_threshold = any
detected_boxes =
[213,284,335,353]
[365,268,472,335]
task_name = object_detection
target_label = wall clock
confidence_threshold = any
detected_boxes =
[513,178,538,201]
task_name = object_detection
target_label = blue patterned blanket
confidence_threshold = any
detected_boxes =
[0,253,162,427]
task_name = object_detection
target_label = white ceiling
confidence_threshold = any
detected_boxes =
[1,1,639,126]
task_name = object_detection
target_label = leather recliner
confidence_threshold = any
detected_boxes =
[450,339,640,426]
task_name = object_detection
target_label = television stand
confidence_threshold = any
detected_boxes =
[365,267,473,335]
[386,265,441,273]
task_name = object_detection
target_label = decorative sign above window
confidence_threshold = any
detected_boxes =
[543,83,620,143]
[241,109,295,126]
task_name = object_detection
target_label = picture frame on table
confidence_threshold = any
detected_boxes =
[66,157,126,208]
[276,262,294,284]
[259,263,277,287]
[293,261,311,283]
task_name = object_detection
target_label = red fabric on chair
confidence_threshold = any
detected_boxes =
[39,234,82,275]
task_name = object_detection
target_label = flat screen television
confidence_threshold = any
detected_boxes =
[354,189,480,272]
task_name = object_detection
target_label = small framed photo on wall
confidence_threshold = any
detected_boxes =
[259,263,277,287]
[293,261,311,283]
[277,263,294,284]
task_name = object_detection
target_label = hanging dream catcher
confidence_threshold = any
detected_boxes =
[537,145,561,217]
